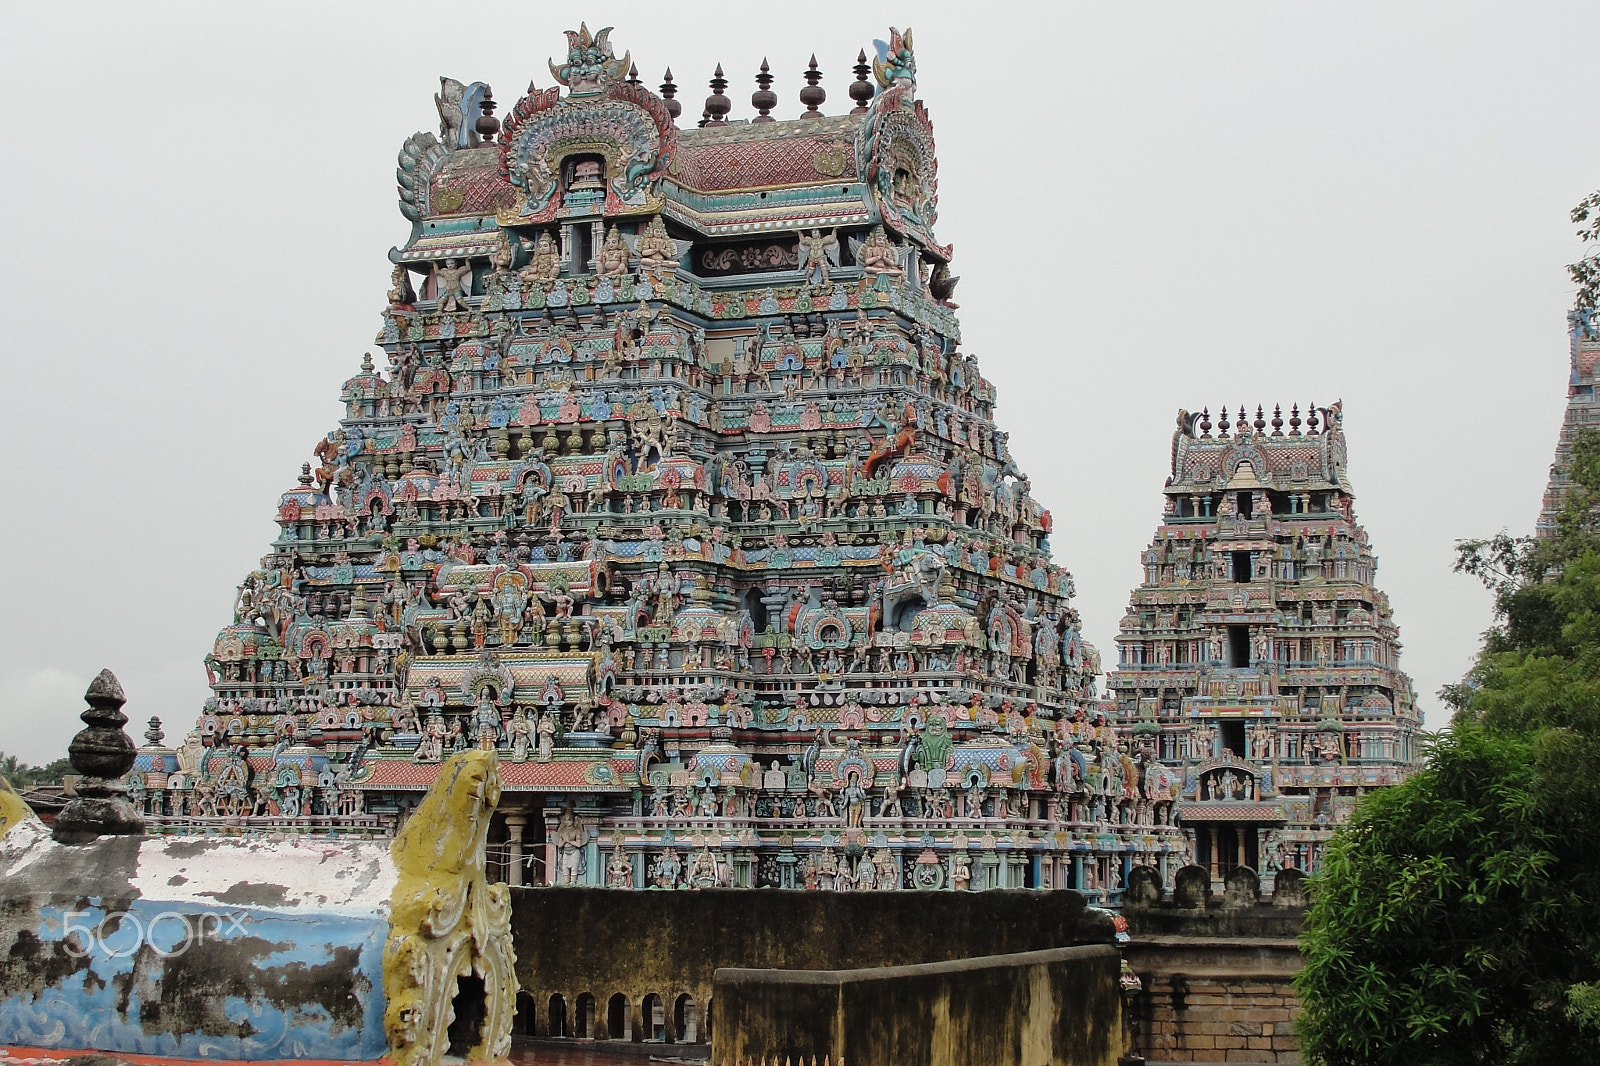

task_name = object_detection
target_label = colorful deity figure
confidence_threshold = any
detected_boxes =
[535,710,556,762]
[797,228,839,287]
[414,715,445,763]
[507,707,533,761]
[472,691,503,749]
[687,848,719,889]
[635,214,679,274]
[856,226,904,289]
[951,851,971,892]
[521,232,562,283]
[651,847,682,889]
[606,845,635,889]
[554,806,585,884]
[432,257,473,312]
[596,226,630,276]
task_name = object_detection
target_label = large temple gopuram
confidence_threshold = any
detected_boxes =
[1107,404,1422,885]
[133,25,1181,896]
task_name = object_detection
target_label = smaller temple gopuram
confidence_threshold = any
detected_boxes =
[1537,314,1600,537]
[1108,404,1421,885]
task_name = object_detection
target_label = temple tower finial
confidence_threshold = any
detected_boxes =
[660,67,681,120]
[752,58,777,122]
[799,55,825,119]
[704,64,731,126]
[849,49,875,113]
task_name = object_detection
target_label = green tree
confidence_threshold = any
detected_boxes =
[1571,189,1600,338]
[1296,427,1600,1064]
[0,754,73,790]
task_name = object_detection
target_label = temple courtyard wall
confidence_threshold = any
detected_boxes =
[714,944,1124,1066]
[508,886,1119,1050]
[507,876,1310,1065]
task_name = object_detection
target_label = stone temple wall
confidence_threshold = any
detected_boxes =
[506,885,1117,1046]
[1121,867,1307,1065]
[713,944,1126,1066]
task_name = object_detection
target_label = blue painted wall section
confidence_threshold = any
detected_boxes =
[0,899,388,1061]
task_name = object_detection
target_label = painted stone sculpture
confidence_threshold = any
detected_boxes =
[385,749,516,1066]
[141,24,1178,897]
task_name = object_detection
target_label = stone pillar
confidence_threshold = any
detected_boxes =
[544,810,558,886]
[1208,827,1220,882]
[505,812,526,886]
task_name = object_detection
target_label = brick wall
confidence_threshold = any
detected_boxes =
[1128,961,1301,1064]
[1121,867,1306,1065]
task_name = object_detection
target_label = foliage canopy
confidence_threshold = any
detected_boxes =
[0,754,71,791]
[1296,417,1600,1063]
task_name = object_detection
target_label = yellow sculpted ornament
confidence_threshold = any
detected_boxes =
[383,749,518,1066]
[0,778,37,838]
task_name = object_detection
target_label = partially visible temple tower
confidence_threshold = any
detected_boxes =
[1108,403,1421,887]
[1536,319,1600,537]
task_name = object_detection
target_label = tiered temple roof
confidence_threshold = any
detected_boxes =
[131,25,1179,897]
[1108,403,1421,884]
[1537,320,1600,537]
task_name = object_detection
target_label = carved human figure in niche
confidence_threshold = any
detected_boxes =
[520,232,562,282]
[387,264,416,309]
[414,716,445,763]
[797,228,840,286]
[467,688,499,745]
[606,846,634,888]
[596,226,630,276]
[489,232,515,274]
[841,774,867,827]
[857,226,904,287]
[527,708,552,761]
[636,214,679,272]
[390,698,419,736]
[951,851,972,891]
[688,848,718,889]
[651,847,682,889]
[507,707,533,761]
[445,715,467,753]
[555,806,584,884]
[879,780,903,818]
[432,257,472,311]
[963,779,986,820]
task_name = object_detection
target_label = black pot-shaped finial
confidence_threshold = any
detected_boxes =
[53,668,145,844]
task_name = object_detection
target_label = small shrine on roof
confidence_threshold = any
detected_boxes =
[138,24,1179,898]
[1108,403,1422,887]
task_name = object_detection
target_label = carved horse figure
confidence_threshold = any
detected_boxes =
[861,402,918,478]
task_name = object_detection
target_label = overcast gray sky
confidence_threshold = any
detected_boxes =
[1,2,1593,765]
